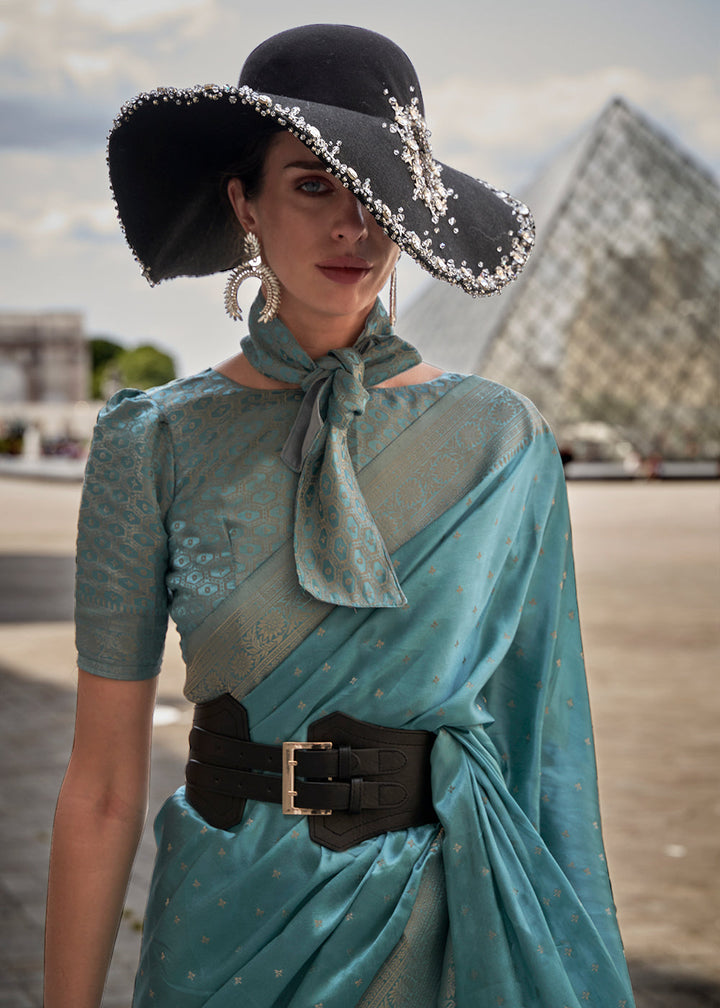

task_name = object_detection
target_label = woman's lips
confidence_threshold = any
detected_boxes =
[316,257,372,285]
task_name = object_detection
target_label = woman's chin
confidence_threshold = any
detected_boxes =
[282,284,381,325]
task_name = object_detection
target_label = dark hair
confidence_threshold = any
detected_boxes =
[221,122,285,206]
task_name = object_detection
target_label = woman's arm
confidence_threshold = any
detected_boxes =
[44,669,158,1008]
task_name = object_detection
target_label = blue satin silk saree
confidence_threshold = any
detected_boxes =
[76,369,634,1007]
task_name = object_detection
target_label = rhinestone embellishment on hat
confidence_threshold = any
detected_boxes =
[387,93,449,221]
[110,83,535,296]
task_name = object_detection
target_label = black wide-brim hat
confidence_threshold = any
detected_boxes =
[108,24,534,296]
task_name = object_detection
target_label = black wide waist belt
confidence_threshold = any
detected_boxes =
[185,693,437,851]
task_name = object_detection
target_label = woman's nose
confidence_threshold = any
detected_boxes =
[332,191,370,242]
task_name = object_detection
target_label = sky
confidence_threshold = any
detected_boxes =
[1,0,718,378]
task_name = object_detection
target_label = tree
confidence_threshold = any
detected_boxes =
[100,344,176,396]
[89,337,124,399]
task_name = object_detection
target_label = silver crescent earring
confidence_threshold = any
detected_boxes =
[223,232,281,324]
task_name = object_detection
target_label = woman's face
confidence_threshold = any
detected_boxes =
[227,132,399,347]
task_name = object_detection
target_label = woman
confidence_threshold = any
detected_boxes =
[45,24,635,1008]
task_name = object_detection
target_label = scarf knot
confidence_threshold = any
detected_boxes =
[306,349,369,432]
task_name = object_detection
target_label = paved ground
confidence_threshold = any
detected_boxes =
[0,475,718,1007]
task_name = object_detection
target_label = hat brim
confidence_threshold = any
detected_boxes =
[108,83,534,295]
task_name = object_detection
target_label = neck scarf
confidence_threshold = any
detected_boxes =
[241,294,423,607]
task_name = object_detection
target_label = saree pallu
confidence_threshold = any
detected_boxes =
[134,377,635,1007]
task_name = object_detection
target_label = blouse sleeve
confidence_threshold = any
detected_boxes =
[75,388,174,680]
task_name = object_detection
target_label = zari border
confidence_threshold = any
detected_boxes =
[356,829,452,1008]
[184,376,547,700]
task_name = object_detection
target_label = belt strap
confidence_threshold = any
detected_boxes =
[184,694,437,851]
[189,725,409,778]
[185,759,409,811]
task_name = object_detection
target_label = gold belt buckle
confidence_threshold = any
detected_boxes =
[282,741,333,815]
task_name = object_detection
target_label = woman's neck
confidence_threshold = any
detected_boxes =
[214,353,297,389]
[271,302,370,360]
[213,290,444,389]
[213,354,445,390]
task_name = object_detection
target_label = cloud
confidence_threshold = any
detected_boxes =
[73,0,209,29]
[0,0,217,101]
[0,200,119,247]
[0,97,109,148]
[0,148,118,252]
[426,67,720,185]
[0,0,224,151]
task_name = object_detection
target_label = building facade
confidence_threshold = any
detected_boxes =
[0,311,89,404]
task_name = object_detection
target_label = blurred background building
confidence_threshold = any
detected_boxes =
[403,98,720,470]
[0,312,88,404]
[0,312,175,464]
[0,312,93,459]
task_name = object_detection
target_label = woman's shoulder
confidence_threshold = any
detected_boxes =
[374,369,549,446]
[439,373,560,476]
[374,361,446,388]
[97,369,242,425]
[447,372,548,431]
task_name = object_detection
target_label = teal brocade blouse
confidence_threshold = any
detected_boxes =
[75,368,464,682]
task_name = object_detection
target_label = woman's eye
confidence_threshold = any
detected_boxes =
[298,178,331,194]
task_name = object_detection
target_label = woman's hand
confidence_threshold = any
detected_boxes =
[44,669,157,1008]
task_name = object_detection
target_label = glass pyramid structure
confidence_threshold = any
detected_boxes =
[402,98,720,460]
